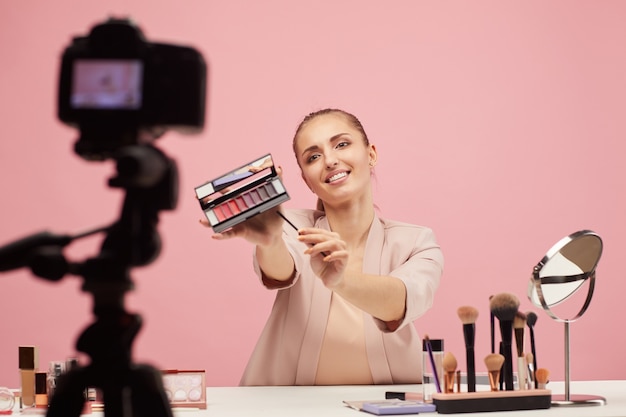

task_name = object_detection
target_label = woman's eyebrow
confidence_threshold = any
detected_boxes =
[300,133,350,158]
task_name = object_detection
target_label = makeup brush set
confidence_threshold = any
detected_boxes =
[431,292,552,414]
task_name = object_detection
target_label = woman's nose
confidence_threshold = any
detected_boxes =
[324,153,338,168]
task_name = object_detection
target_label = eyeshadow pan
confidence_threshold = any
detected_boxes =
[243,193,255,207]
[235,196,247,210]
[265,183,277,197]
[228,200,240,214]
[257,185,269,200]
[250,190,262,204]
[213,208,226,222]
[221,203,233,218]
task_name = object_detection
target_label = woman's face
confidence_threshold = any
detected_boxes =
[294,113,377,206]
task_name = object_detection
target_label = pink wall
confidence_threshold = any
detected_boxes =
[1,1,625,388]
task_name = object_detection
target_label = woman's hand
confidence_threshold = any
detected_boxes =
[297,228,349,288]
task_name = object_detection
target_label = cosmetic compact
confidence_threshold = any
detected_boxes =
[195,154,289,233]
[162,370,206,409]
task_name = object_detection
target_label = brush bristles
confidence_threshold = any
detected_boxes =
[489,292,520,321]
[526,311,538,327]
[525,352,533,363]
[513,311,527,329]
[443,352,458,372]
[535,368,550,384]
[457,306,479,324]
[483,353,505,371]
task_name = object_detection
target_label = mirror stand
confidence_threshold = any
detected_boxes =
[551,321,606,407]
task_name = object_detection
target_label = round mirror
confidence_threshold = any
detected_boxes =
[527,230,605,407]
[527,230,602,322]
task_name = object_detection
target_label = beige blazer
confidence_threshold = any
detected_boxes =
[240,208,444,386]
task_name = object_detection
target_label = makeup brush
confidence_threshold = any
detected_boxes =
[489,295,495,353]
[423,335,442,394]
[456,306,479,392]
[513,311,527,390]
[525,352,535,390]
[277,211,329,257]
[442,352,457,394]
[525,311,539,388]
[484,353,505,392]
[489,292,520,391]
[535,368,550,389]
[277,210,298,230]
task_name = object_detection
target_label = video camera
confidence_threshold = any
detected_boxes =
[57,17,207,160]
[0,18,207,417]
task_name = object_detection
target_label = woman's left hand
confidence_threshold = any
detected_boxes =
[297,228,349,288]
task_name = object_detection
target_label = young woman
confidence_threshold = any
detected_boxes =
[204,108,444,385]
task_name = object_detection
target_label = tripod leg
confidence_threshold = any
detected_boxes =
[46,367,87,417]
[128,365,173,417]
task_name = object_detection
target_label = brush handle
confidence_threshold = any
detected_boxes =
[490,313,495,353]
[514,328,524,358]
[462,323,476,392]
[517,356,527,390]
[498,342,504,391]
[529,327,538,389]
[499,319,514,391]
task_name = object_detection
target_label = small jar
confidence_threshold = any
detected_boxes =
[0,387,15,413]
[422,339,444,402]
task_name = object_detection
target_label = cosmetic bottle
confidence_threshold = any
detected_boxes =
[63,358,93,414]
[47,361,65,402]
[19,346,39,409]
[422,339,444,402]
[35,372,48,408]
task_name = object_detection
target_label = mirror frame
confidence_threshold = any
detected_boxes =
[528,230,602,323]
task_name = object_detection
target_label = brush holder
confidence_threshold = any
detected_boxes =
[432,389,552,414]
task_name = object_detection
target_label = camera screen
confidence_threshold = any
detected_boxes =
[70,59,143,109]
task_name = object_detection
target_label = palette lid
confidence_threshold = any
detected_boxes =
[195,153,277,207]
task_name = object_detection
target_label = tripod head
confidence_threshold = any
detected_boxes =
[0,17,207,417]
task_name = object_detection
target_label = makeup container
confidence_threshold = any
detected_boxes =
[47,361,66,401]
[35,373,47,408]
[422,339,444,402]
[18,346,39,409]
[0,387,15,414]
[162,370,206,409]
[195,154,290,233]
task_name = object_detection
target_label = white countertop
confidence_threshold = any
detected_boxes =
[185,380,625,416]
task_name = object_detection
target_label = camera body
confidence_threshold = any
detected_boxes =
[58,17,207,159]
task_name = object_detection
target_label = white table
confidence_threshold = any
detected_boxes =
[177,380,625,416]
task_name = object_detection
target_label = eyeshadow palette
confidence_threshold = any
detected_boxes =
[195,154,290,233]
[162,370,206,409]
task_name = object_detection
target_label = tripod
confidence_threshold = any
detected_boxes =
[1,143,178,417]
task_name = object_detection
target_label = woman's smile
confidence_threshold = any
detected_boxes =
[325,170,350,184]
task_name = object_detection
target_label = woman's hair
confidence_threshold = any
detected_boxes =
[292,108,370,211]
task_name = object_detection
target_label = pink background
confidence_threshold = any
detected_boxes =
[1,1,625,388]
